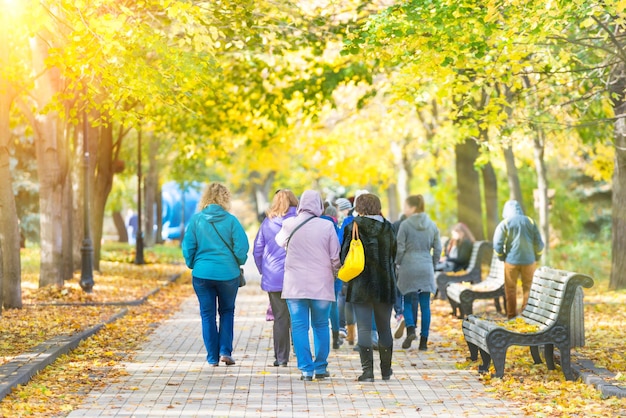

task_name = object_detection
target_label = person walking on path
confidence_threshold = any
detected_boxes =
[335,197,357,345]
[276,190,341,381]
[182,183,249,367]
[341,193,397,382]
[321,204,345,350]
[493,200,544,319]
[253,189,299,367]
[396,195,442,351]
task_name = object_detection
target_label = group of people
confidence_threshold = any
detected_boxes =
[181,182,544,381]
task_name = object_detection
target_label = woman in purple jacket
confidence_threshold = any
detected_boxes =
[253,190,299,367]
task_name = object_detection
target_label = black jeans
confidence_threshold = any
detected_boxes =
[268,292,291,364]
[353,302,393,349]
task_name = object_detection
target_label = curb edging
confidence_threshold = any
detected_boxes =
[571,358,626,399]
[0,272,182,401]
[0,308,128,400]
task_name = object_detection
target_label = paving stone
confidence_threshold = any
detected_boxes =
[67,275,524,418]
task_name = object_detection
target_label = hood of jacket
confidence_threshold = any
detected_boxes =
[199,204,229,223]
[297,190,324,217]
[406,212,430,231]
[355,216,387,237]
[502,200,524,219]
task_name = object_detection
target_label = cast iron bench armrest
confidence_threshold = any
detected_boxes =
[447,256,505,318]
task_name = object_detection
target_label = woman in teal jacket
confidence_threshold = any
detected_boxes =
[182,183,249,366]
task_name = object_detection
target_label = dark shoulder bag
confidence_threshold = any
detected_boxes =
[211,223,246,287]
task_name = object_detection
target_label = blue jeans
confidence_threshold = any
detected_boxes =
[286,299,331,376]
[193,276,239,364]
[329,279,343,332]
[338,287,347,328]
[403,292,431,338]
[394,287,404,318]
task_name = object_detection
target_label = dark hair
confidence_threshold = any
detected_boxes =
[406,195,425,213]
[355,193,382,216]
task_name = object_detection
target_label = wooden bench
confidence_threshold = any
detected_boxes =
[462,267,593,380]
[446,256,505,318]
[435,240,491,300]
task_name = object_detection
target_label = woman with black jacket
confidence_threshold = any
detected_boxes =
[341,193,397,382]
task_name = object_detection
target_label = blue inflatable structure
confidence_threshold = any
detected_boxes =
[161,181,202,240]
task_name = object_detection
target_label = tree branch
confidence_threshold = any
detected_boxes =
[591,15,626,63]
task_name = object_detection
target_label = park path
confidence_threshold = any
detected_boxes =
[67,260,524,418]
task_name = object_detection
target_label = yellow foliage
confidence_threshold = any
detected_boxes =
[495,317,540,333]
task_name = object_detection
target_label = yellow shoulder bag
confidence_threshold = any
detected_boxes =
[338,222,365,282]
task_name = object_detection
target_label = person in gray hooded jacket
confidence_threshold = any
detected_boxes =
[396,195,442,351]
[493,200,544,319]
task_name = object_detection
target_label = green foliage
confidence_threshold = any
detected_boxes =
[100,242,182,265]
[551,239,612,282]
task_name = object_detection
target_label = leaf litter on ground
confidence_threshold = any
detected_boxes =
[0,244,192,417]
[430,280,626,417]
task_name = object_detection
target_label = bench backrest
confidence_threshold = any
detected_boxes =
[485,255,505,282]
[466,241,491,273]
[521,267,594,332]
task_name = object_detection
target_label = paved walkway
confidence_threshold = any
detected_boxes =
[67,274,523,417]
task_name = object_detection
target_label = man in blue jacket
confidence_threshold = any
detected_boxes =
[493,200,544,319]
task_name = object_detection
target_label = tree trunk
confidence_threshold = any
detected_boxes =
[155,185,164,244]
[533,129,550,264]
[391,138,411,209]
[386,184,399,222]
[91,121,115,271]
[35,114,66,288]
[502,146,525,211]
[0,19,21,309]
[0,234,3,314]
[61,151,74,281]
[72,126,84,270]
[482,162,498,242]
[144,132,158,247]
[29,36,68,288]
[609,61,626,289]
[251,171,275,222]
[455,139,484,240]
[0,96,21,310]
[112,211,128,243]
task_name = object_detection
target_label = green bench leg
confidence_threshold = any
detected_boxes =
[478,348,492,375]
[467,341,479,361]
[544,344,556,370]
[530,346,542,365]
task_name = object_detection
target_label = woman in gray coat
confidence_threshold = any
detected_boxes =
[396,195,442,350]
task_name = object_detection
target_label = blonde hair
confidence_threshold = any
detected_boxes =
[267,190,298,219]
[198,183,231,211]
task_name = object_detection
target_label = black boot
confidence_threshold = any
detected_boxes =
[332,331,342,349]
[418,336,428,351]
[357,346,374,382]
[379,346,393,380]
[402,326,416,349]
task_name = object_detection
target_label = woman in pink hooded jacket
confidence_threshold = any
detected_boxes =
[276,190,341,381]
